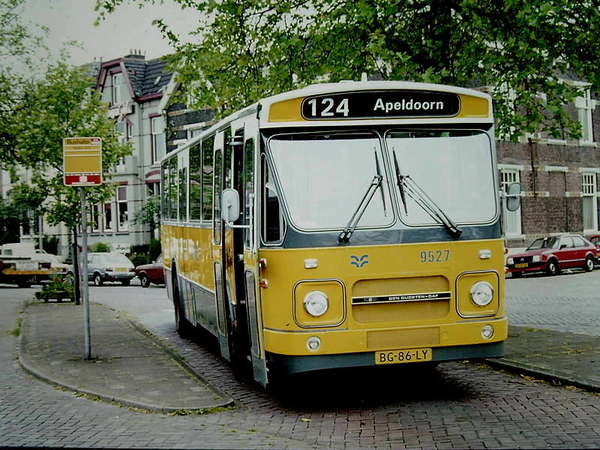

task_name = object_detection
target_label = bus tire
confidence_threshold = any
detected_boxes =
[173,270,192,339]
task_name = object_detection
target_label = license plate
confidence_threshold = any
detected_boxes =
[375,348,432,365]
[515,263,528,268]
[115,268,127,272]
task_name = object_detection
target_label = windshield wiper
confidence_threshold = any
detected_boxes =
[392,151,408,214]
[392,151,462,239]
[338,150,386,244]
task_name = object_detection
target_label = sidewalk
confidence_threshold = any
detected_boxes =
[488,326,600,392]
[19,301,234,414]
[19,300,600,416]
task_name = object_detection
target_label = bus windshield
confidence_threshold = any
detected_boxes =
[268,131,393,231]
[386,130,497,226]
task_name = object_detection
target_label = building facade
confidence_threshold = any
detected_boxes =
[498,88,600,248]
[86,52,172,254]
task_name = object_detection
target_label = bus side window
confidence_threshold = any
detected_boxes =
[262,157,281,243]
[213,148,222,244]
[243,138,255,248]
[202,136,215,222]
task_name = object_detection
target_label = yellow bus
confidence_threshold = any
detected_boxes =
[161,81,507,387]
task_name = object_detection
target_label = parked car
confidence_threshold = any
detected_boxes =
[587,234,600,264]
[67,252,136,286]
[133,254,164,288]
[506,234,596,277]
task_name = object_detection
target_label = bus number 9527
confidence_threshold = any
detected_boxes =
[420,250,450,263]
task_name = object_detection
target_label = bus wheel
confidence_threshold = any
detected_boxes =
[173,271,192,338]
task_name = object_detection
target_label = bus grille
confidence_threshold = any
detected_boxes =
[351,276,450,323]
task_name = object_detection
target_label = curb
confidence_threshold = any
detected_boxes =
[485,358,600,393]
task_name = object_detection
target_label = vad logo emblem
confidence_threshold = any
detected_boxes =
[350,254,370,268]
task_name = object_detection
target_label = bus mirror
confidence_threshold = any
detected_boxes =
[221,189,240,223]
[506,182,521,212]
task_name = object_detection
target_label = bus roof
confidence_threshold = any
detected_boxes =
[259,80,492,128]
[163,81,493,161]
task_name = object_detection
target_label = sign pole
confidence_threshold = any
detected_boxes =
[63,136,102,361]
[80,188,92,360]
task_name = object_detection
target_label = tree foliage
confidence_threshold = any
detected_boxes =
[0,0,47,165]
[97,0,600,140]
[132,194,161,233]
[0,197,27,245]
[6,59,132,228]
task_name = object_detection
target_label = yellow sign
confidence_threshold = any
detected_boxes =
[63,137,103,186]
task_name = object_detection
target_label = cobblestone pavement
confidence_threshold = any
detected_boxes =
[2,283,600,449]
[505,269,600,336]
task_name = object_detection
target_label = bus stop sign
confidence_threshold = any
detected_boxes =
[63,137,103,186]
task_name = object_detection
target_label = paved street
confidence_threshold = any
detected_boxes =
[1,273,600,449]
[505,269,600,336]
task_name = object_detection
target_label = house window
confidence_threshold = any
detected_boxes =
[104,202,113,231]
[500,168,522,237]
[576,90,595,144]
[111,73,127,105]
[117,185,129,231]
[90,205,100,232]
[151,116,166,163]
[127,122,134,140]
[582,172,597,232]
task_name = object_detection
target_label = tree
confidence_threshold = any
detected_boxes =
[96,0,600,141]
[6,58,132,230]
[0,0,47,165]
[132,195,161,238]
[0,197,27,246]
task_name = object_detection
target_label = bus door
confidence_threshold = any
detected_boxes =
[213,131,230,360]
[238,121,266,384]
[215,126,253,370]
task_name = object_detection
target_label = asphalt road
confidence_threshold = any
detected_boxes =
[1,271,600,449]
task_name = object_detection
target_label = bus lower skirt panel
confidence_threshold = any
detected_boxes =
[266,341,504,375]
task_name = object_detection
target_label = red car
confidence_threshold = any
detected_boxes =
[588,235,600,264]
[506,234,596,277]
[133,254,165,287]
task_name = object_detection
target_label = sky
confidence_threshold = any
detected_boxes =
[20,0,202,66]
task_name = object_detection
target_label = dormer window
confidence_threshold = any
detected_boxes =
[111,73,128,105]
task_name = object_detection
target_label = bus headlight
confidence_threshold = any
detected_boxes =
[470,281,494,307]
[304,291,329,317]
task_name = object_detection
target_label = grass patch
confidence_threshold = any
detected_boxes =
[8,316,23,337]
[171,405,236,416]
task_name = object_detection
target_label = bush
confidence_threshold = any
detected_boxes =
[149,239,162,261]
[130,252,150,267]
[43,236,59,255]
[90,242,111,252]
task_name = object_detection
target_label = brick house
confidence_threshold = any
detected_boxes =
[498,85,600,249]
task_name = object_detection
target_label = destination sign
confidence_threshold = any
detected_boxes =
[301,91,460,120]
